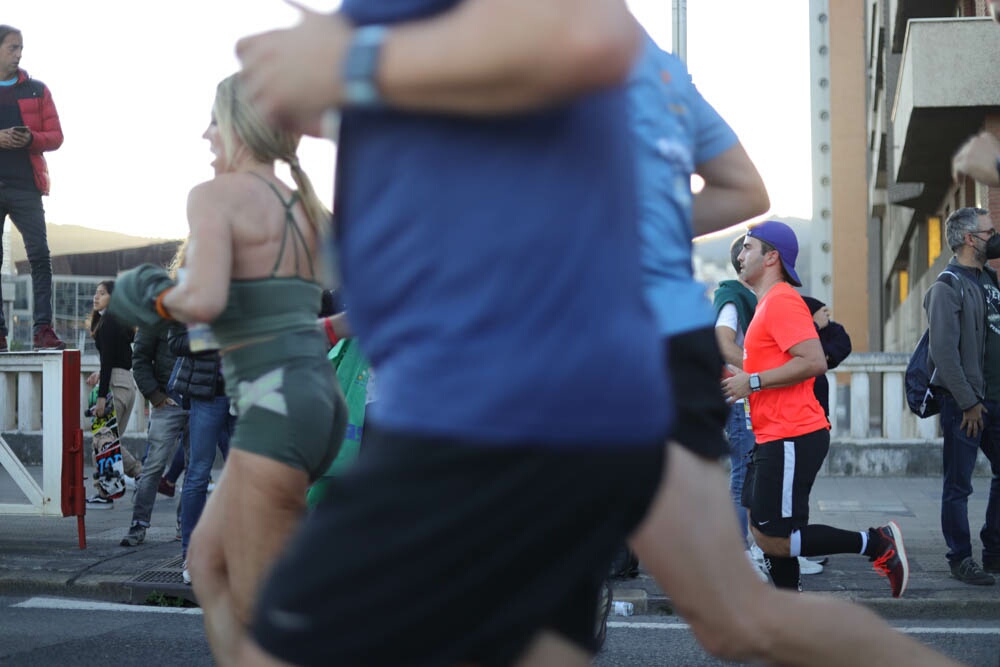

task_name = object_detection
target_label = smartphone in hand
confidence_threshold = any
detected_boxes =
[11,126,28,133]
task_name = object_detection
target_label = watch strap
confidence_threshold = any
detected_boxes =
[343,25,387,108]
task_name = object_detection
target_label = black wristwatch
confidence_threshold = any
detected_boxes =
[343,25,387,108]
[749,373,762,393]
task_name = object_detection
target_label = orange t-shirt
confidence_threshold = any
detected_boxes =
[744,282,829,443]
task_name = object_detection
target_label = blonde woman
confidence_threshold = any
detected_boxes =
[109,73,345,664]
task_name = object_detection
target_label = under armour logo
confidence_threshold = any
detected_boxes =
[236,368,288,417]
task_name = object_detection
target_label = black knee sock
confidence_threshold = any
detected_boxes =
[767,555,800,591]
[798,524,863,556]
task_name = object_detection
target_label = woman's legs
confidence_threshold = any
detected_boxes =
[188,449,308,667]
[109,368,141,477]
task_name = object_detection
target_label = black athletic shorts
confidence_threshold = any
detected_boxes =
[250,426,666,667]
[665,328,731,460]
[741,428,829,537]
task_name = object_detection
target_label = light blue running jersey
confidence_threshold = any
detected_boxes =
[630,32,738,338]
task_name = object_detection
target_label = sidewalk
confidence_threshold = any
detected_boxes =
[614,475,1000,619]
[0,465,203,604]
[2,468,1000,618]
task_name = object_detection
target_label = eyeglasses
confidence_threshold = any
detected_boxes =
[971,228,997,240]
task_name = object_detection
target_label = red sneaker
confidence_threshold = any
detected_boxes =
[869,521,909,598]
[0,336,7,352]
[33,325,66,351]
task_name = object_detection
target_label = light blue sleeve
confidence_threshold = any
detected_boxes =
[688,81,739,166]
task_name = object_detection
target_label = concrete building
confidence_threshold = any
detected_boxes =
[866,0,1000,354]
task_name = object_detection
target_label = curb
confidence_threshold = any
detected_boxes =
[609,591,1000,621]
[0,573,133,603]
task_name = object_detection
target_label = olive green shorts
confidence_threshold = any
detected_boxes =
[223,330,347,482]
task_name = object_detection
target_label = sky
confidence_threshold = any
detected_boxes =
[4,1,811,240]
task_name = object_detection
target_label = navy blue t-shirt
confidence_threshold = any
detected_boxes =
[337,0,671,445]
[0,81,36,191]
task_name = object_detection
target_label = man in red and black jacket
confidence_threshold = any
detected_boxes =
[0,25,65,351]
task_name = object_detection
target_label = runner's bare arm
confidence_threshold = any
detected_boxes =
[236,0,641,131]
[693,143,769,237]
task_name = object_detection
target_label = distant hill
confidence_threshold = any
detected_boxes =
[8,223,179,263]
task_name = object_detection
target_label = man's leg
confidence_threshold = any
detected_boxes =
[725,402,754,546]
[125,403,189,542]
[979,401,1000,568]
[0,197,9,337]
[5,188,53,334]
[181,396,230,556]
[629,443,959,667]
[940,396,979,565]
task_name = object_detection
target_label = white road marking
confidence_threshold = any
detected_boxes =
[608,621,1000,635]
[14,597,202,615]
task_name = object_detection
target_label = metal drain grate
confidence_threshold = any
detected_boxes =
[125,555,199,605]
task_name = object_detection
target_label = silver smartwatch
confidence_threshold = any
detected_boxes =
[749,373,762,393]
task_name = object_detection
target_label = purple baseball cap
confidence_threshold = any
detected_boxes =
[746,220,802,286]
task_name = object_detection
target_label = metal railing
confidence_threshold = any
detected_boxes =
[827,352,938,441]
[0,354,148,435]
[0,350,949,518]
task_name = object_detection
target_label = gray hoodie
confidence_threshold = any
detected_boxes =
[924,257,995,410]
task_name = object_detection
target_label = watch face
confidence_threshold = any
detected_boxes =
[750,374,761,390]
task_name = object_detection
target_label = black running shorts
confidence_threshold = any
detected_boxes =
[665,328,731,461]
[741,428,829,537]
[250,427,666,667]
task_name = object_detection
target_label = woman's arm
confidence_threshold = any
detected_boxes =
[161,181,234,323]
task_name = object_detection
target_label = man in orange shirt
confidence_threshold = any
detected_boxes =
[722,220,908,596]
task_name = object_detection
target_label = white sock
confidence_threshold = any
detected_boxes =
[789,530,802,558]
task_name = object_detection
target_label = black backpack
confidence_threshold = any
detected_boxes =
[905,270,963,418]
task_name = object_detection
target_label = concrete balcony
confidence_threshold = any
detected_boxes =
[889,0,955,53]
[891,17,1000,207]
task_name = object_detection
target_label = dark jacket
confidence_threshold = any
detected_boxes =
[132,324,183,406]
[9,69,63,195]
[167,327,225,402]
[813,320,852,417]
[93,313,133,398]
[712,279,756,334]
[925,258,991,411]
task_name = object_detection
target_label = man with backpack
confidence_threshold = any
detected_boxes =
[925,206,1000,585]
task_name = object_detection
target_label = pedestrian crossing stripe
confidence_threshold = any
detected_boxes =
[608,621,1000,635]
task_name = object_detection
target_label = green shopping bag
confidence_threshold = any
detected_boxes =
[306,338,371,508]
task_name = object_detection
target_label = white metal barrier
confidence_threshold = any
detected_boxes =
[0,352,69,516]
[0,354,147,436]
[827,352,938,442]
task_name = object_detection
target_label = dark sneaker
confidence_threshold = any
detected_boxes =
[950,557,995,585]
[120,524,146,547]
[158,478,176,498]
[868,521,909,598]
[85,495,113,508]
[0,336,7,352]
[32,325,66,351]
